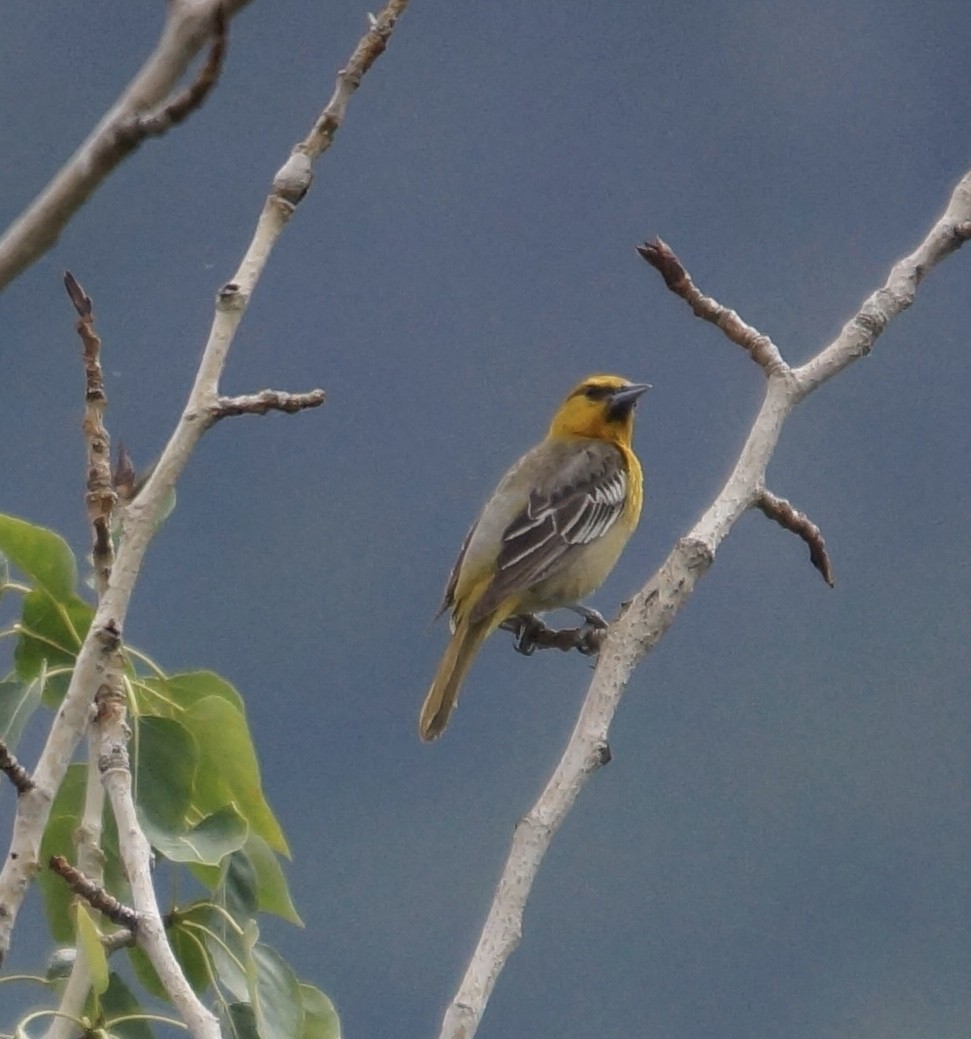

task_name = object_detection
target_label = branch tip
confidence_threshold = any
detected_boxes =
[49,855,139,929]
[637,237,686,293]
[0,738,35,794]
[63,271,92,317]
[755,490,834,586]
[210,388,326,421]
[638,237,788,375]
[67,273,116,595]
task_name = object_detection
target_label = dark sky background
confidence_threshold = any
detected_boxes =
[2,2,971,1037]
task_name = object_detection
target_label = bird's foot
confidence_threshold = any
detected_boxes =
[572,604,608,655]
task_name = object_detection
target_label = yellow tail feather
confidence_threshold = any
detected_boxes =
[419,618,492,741]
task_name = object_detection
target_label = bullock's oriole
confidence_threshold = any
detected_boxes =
[419,374,648,741]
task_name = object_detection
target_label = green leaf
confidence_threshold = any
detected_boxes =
[141,805,248,865]
[101,972,155,1039]
[38,764,87,942]
[0,514,78,603]
[132,671,244,720]
[248,943,304,1039]
[206,917,255,1003]
[170,903,219,994]
[239,835,302,926]
[299,984,341,1039]
[126,945,167,1003]
[182,696,287,855]
[75,903,109,997]
[15,589,93,704]
[135,716,197,832]
[133,675,285,854]
[223,846,260,918]
[220,1002,260,1039]
[0,675,43,748]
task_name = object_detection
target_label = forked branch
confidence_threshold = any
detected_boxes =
[436,169,971,1039]
[0,1,236,292]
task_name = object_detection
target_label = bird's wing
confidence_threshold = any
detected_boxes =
[436,521,475,620]
[470,440,627,620]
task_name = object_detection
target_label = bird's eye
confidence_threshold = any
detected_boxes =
[584,386,605,400]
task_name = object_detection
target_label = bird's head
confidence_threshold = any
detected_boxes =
[548,374,650,444]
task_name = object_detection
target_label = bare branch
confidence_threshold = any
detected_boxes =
[48,855,137,930]
[0,738,34,795]
[273,0,410,203]
[96,674,220,1039]
[637,238,788,375]
[795,174,971,393]
[65,272,116,597]
[0,0,409,969]
[59,272,116,1039]
[437,170,971,1039]
[755,490,834,587]
[0,0,244,293]
[209,388,326,421]
[121,6,227,140]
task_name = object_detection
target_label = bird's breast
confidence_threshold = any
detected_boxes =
[520,517,634,613]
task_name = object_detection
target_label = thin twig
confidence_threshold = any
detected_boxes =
[65,272,116,597]
[121,6,227,140]
[0,739,34,795]
[209,388,326,420]
[48,855,137,930]
[63,269,116,1039]
[637,238,788,375]
[755,490,834,587]
[272,0,410,203]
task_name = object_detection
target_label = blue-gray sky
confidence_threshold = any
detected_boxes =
[2,2,971,1037]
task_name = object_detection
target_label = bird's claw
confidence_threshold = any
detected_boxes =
[509,614,541,655]
[571,604,608,629]
[577,621,607,655]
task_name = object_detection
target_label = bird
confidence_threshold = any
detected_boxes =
[419,373,649,741]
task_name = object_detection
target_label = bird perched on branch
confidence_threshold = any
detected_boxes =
[419,374,649,741]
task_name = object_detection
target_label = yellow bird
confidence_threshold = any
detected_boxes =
[420,374,648,741]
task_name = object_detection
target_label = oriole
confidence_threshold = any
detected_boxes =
[419,374,648,741]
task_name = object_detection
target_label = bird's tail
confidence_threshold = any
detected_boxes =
[419,616,492,741]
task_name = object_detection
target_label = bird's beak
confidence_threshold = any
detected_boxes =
[607,382,651,419]
[616,383,651,404]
